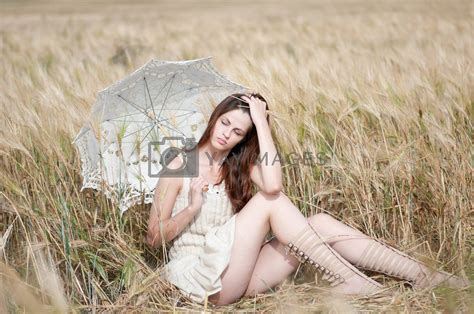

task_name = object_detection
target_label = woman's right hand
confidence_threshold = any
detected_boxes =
[187,175,208,213]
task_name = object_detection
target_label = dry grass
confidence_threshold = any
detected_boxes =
[0,0,473,312]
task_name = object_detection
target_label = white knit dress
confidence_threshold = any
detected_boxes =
[159,176,237,304]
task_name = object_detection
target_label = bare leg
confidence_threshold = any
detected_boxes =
[208,192,275,306]
[244,238,300,296]
[208,191,380,305]
[243,212,469,298]
[243,213,376,296]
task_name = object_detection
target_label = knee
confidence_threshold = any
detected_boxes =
[307,213,334,228]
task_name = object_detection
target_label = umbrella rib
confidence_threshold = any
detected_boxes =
[106,111,144,120]
[160,113,193,129]
[158,108,198,112]
[117,94,151,135]
[117,94,147,115]
[121,123,154,140]
[157,73,177,120]
[109,110,194,124]
[106,119,152,123]
[111,110,194,143]
[151,74,176,107]
[174,110,197,118]
[158,120,186,137]
[143,77,157,116]
[127,125,157,160]
[156,110,196,123]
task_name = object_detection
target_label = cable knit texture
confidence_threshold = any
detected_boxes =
[160,176,236,303]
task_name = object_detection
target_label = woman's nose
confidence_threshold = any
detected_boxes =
[223,130,231,139]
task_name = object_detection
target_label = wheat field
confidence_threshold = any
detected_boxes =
[0,0,472,312]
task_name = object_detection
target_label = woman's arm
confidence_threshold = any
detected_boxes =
[146,198,197,248]
[253,120,283,194]
[146,158,202,248]
[244,95,283,194]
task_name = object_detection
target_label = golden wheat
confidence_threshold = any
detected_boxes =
[0,0,472,312]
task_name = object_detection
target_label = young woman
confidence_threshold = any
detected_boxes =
[146,93,469,306]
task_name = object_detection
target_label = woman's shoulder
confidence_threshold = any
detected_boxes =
[159,155,187,192]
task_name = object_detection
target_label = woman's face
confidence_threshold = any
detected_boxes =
[211,109,253,150]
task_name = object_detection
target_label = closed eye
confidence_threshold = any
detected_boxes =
[221,118,244,136]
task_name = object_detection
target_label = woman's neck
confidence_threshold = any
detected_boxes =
[197,143,229,183]
[198,143,228,168]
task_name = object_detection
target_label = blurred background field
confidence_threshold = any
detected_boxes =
[0,0,472,312]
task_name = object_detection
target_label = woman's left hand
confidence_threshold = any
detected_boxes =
[242,94,268,125]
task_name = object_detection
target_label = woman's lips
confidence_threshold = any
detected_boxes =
[217,137,227,145]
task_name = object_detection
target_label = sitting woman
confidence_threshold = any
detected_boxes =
[146,93,469,305]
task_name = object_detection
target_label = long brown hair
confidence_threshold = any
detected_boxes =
[196,92,269,213]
